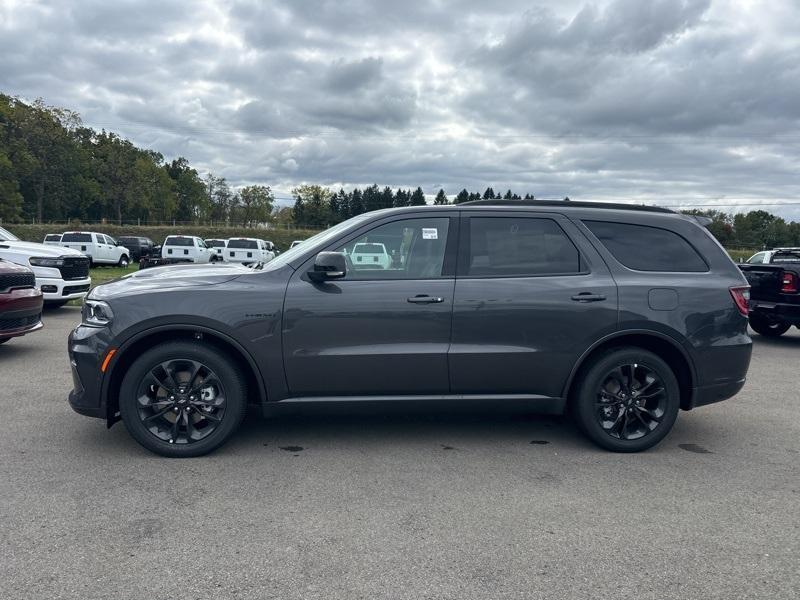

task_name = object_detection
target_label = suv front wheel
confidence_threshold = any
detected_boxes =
[572,348,680,452]
[119,341,247,457]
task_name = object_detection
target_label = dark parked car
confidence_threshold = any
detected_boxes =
[0,259,43,344]
[116,236,156,262]
[739,248,800,336]
[68,201,752,457]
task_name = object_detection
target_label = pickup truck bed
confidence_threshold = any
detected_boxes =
[739,262,800,336]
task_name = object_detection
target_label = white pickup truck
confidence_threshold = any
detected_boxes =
[0,226,91,307]
[226,238,275,264]
[161,235,212,263]
[350,242,392,270]
[59,231,131,267]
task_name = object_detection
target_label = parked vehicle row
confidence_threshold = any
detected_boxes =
[68,200,752,457]
[40,231,286,267]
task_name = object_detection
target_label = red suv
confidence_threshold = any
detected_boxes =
[0,259,43,345]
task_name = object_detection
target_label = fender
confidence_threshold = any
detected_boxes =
[560,328,697,400]
[101,321,268,424]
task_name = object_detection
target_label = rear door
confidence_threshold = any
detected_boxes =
[450,211,618,398]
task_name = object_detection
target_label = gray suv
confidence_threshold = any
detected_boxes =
[68,201,752,456]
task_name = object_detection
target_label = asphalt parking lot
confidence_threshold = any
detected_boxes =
[1,307,798,600]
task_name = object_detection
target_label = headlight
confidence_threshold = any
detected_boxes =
[29,257,65,267]
[82,300,114,327]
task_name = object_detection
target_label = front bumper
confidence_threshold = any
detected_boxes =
[0,288,44,339]
[67,324,112,420]
[38,275,91,302]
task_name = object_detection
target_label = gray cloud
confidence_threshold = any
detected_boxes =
[1,0,800,218]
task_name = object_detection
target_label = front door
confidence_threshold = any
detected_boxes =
[283,214,457,397]
[449,212,618,399]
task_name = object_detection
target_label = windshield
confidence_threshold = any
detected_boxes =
[0,226,20,242]
[267,212,377,269]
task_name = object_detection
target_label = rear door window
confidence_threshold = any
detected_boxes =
[584,220,708,272]
[465,217,583,277]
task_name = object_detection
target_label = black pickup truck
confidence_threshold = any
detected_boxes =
[739,249,800,336]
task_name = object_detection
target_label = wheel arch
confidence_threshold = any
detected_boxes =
[563,330,696,411]
[102,324,267,425]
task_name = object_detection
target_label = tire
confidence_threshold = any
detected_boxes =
[571,347,680,453]
[118,255,130,268]
[749,313,791,337]
[119,341,247,457]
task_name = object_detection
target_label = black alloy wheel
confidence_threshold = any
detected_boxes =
[120,341,246,457]
[595,363,667,441]
[135,359,227,445]
[572,347,679,452]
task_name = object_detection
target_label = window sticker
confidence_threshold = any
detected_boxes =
[422,228,438,240]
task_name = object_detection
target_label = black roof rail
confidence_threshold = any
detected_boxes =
[460,199,675,214]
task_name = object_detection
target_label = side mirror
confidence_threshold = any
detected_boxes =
[308,251,347,282]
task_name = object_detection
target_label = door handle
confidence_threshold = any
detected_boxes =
[571,292,607,302]
[407,295,444,304]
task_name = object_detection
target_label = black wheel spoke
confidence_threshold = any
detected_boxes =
[143,406,173,422]
[596,362,667,442]
[136,358,227,446]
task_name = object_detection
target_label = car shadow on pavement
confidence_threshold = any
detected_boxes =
[230,400,584,452]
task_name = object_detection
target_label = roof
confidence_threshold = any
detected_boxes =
[460,199,675,213]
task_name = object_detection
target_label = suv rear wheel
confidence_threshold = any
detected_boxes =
[119,341,247,457]
[572,347,680,452]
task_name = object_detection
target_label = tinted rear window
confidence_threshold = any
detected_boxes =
[61,233,92,243]
[45,235,61,241]
[206,240,226,248]
[353,244,385,254]
[227,239,258,249]
[467,217,582,277]
[771,251,800,263]
[165,236,195,247]
[584,221,708,272]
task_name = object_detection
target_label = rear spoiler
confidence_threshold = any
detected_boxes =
[690,215,713,227]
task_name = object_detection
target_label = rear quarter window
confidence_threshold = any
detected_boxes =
[583,220,708,272]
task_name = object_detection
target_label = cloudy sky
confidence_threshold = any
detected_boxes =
[2,0,800,217]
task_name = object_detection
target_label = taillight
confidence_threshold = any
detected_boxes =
[781,272,798,293]
[729,286,750,317]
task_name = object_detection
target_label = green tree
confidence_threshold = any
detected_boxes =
[483,187,495,199]
[434,189,448,205]
[291,185,333,228]
[234,185,274,226]
[409,187,426,206]
[0,151,23,221]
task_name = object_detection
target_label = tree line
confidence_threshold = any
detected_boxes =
[0,94,273,225]
[284,185,537,229]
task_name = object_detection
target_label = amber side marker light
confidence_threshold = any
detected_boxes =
[101,348,117,373]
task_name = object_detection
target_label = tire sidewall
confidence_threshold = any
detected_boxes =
[749,313,790,337]
[119,342,246,457]
[574,349,680,452]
